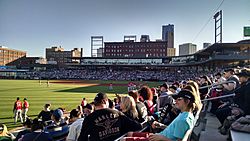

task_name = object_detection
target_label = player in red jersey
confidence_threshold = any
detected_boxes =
[13,97,23,124]
[22,98,29,122]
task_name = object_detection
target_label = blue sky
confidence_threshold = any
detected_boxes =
[0,0,249,57]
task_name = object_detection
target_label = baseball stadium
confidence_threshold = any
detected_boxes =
[0,40,250,141]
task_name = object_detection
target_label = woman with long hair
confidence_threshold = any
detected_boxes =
[128,90,148,122]
[120,95,139,121]
[126,89,199,141]
[0,124,15,141]
[186,81,203,111]
[138,86,154,115]
[199,75,212,99]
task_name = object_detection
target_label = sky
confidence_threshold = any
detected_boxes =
[0,0,249,57]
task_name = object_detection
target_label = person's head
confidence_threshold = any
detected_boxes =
[150,88,158,96]
[172,82,180,88]
[181,81,187,88]
[128,90,139,101]
[173,90,196,112]
[200,75,212,85]
[94,92,109,108]
[0,124,9,136]
[187,81,199,95]
[236,69,250,84]
[114,98,119,104]
[120,96,135,112]
[44,104,51,110]
[69,109,81,121]
[120,96,138,119]
[24,98,27,101]
[160,83,169,92]
[83,98,86,100]
[184,84,202,110]
[138,86,153,101]
[169,85,177,93]
[31,118,44,131]
[51,109,63,122]
[83,103,94,116]
[215,72,222,79]
[17,97,20,101]
[223,68,235,79]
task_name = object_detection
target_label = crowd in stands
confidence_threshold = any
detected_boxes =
[1,67,250,141]
[24,69,220,82]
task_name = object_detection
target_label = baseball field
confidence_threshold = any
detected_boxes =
[0,79,161,130]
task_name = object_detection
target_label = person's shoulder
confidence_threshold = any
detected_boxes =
[229,75,239,81]
[136,101,145,106]
[71,118,84,127]
[179,112,194,120]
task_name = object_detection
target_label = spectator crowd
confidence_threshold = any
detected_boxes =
[0,67,249,141]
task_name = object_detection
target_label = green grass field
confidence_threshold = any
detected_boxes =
[0,79,161,130]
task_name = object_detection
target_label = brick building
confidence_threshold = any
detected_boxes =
[104,41,175,58]
[0,46,26,66]
[46,46,81,64]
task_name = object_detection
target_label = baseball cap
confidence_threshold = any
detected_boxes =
[172,89,195,102]
[94,92,108,104]
[52,109,63,120]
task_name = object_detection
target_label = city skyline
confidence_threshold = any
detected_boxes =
[0,0,249,57]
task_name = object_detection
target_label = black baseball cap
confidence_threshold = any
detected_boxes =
[172,89,195,102]
[94,92,108,104]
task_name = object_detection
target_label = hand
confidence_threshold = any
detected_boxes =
[151,121,166,129]
[149,133,169,141]
[151,121,159,129]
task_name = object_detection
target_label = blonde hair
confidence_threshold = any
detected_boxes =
[184,82,202,111]
[0,124,9,137]
[121,96,138,119]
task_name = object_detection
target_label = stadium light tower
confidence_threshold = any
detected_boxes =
[214,10,222,43]
[91,36,103,57]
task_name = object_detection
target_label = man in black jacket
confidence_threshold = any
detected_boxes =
[234,69,250,115]
[78,92,142,141]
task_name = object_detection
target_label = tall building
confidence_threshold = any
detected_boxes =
[162,24,174,48]
[46,46,81,64]
[179,43,197,55]
[97,48,104,57]
[0,46,26,66]
[104,40,175,58]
